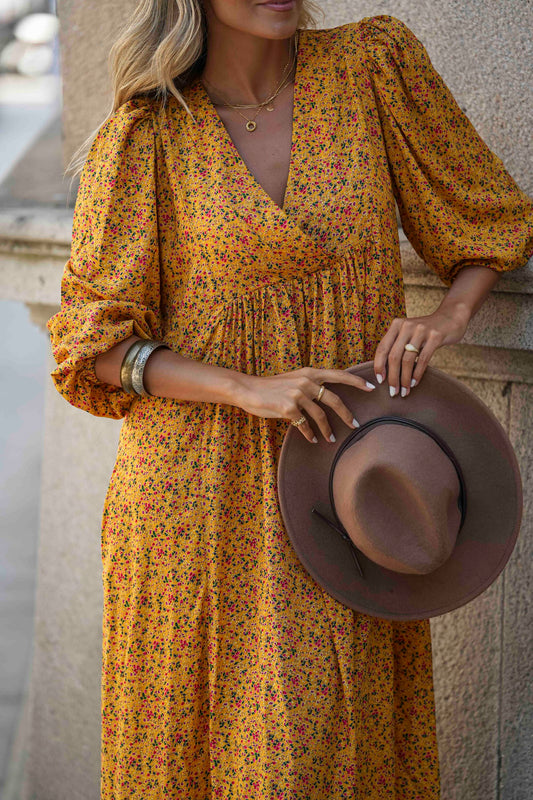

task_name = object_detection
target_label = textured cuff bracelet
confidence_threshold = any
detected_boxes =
[131,340,170,396]
[120,339,146,395]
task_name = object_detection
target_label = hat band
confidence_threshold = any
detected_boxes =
[309,416,467,579]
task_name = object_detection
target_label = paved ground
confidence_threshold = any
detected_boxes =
[0,300,48,799]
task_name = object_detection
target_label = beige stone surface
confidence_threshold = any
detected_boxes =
[430,343,533,386]
[22,349,121,800]
[406,284,533,352]
[58,0,127,168]
[430,377,509,800]
[501,383,533,798]
[0,117,70,210]
[0,208,72,305]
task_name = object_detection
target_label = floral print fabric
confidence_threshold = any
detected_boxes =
[47,14,533,800]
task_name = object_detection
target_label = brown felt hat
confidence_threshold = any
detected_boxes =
[277,361,523,620]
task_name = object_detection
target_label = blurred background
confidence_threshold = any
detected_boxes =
[0,1,532,799]
[0,0,60,183]
[0,2,60,797]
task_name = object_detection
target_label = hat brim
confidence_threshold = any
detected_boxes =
[277,362,522,620]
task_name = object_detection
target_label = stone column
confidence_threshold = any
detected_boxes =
[0,207,122,800]
[58,0,129,162]
[3,1,531,799]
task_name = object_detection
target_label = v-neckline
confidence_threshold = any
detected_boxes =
[192,28,306,218]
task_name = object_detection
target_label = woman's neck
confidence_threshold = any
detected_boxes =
[201,22,296,105]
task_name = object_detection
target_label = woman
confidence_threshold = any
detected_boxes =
[47,0,533,797]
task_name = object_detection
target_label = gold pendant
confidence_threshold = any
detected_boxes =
[246,120,257,132]
[266,104,274,112]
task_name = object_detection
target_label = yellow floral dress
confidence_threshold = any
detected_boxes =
[47,15,533,800]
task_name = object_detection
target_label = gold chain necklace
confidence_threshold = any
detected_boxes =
[204,41,296,111]
[201,31,299,132]
[202,38,296,132]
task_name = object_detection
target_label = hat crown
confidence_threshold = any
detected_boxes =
[331,424,462,574]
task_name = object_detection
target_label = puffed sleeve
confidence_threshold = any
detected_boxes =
[46,98,163,418]
[357,15,533,286]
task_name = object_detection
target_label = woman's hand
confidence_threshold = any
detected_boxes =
[233,366,377,444]
[374,264,506,396]
[373,305,471,397]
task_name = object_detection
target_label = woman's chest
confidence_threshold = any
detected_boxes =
[210,90,295,213]
[155,47,399,308]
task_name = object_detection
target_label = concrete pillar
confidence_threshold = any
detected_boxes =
[58,0,129,165]
[23,348,120,800]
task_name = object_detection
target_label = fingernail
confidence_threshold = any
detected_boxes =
[312,436,318,443]
[329,433,336,442]
[411,378,417,388]
[389,386,397,397]
[401,387,407,397]
[376,374,383,384]
[352,418,360,428]
[366,381,376,389]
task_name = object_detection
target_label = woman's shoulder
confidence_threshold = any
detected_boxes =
[79,95,159,189]
[95,95,158,144]
[309,14,421,61]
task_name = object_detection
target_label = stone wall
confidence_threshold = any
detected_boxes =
[1,1,531,798]
[58,0,127,165]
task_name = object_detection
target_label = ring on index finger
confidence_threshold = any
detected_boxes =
[315,384,325,403]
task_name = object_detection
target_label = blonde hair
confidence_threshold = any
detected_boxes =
[68,0,323,175]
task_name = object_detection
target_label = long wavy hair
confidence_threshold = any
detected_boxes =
[68,0,323,175]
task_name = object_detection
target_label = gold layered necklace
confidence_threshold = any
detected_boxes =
[201,30,299,132]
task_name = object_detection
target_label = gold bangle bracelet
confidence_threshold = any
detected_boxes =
[120,340,146,395]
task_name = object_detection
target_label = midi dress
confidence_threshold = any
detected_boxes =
[47,14,533,800]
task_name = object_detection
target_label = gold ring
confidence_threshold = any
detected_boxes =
[290,415,307,427]
[316,384,325,402]
[404,342,420,354]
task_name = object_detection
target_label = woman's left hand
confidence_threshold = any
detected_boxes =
[373,306,470,397]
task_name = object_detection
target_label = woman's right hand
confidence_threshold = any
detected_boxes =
[233,367,376,444]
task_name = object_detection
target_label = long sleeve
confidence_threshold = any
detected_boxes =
[46,98,163,418]
[356,14,533,287]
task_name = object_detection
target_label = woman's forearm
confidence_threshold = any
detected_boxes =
[436,264,503,325]
[94,335,248,406]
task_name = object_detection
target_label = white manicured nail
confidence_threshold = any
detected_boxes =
[352,418,360,428]
[401,387,407,397]
[376,374,383,384]
[389,386,397,397]
[329,433,336,442]
[366,381,376,389]
[411,378,417,388]
[312,436,318,443]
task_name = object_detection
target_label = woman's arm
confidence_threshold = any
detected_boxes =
[373,264,502,397]
[94,336,377,445]
[355,16,532,399]
[94,335,244,405]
